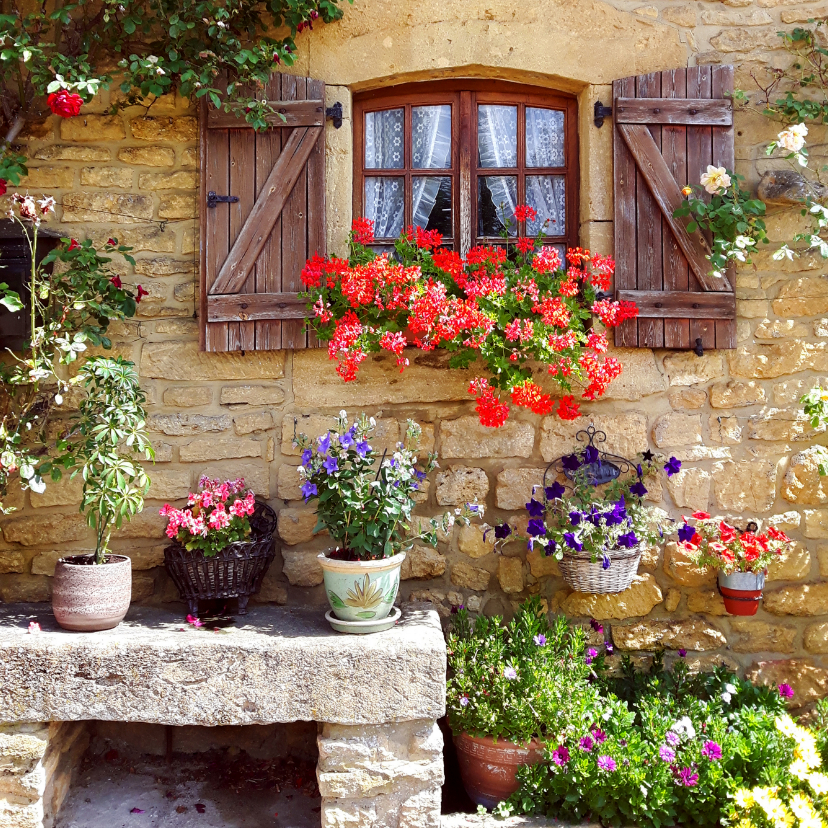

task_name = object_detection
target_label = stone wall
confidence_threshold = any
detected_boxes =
[1,0,828,698]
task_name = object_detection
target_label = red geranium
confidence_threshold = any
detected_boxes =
[136,285,149,302]
[47,89,83,118]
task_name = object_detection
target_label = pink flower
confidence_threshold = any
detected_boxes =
[778,683,795,699]
[186,614,203,628]
[28,621,41,634]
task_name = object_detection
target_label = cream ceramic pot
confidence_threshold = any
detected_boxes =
[318,551,405,622]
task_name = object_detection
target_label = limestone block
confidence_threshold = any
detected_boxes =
[92,223,177,253]
[639,545,660,569]
[669,389,707,409]
[495,468,545,510]
[181,147,197,167]
[755,320,809,340]
[783,448,828,504]
[34,145,110,162]
[662,352,725,386]
[710,29,782,52]
[745,659,828,705]
[134,257,193,277]
[600,349,667,400]
[401,546,446,581]
[764,583,828,616]
[148,413,231,436]
[613,619,726,651]
[450,562,491,591]
[767,511,802,533]
[664,588,681,613]
[1,514,89,547]
[652,412,702,447]
[399,788,441,828]
[457,525,494,559]
[540,413,648,461]
[141,341,285,381]
[526,548,560,578]
[710,380,766,408]
[158,194,197,220]
[665,467,711,512]
[767,546,811,581]
[146,469,191,501]
[804,623,828,654]
[62,192,153,223]
[60,114,125,141]
[179,437,262,463]
[662,5,697,26]
[680,653,741,673]
[820,545,828,576]
[435,467,488,506]
[29,474,83,509]
[118,145,177,166]
[253,570,288,604]
[0,551,25,574]
[773,377,827,407]
[234,411,275,435]
[663,542,715,587]
[561,574,662,621]
[277,509,319,546]
[220,385,286,406]
[78,166,132,188]
[497,557,524,594]
[162,386,212,408]
[125,546,165,571]
[730,619,797,654]
[748,409,823,442]
[277,464,303,501]
[773,276,828,317]
[687,589,728,616]
[282,547,324,587]
[110,510,167,540]
[138,171,198,190]
[713,460,777,513]
[727,342,808,379]
[152,443,174,463]
[408,517,452,545]
[0,575,51,602]
[130,116,197,142]
[441,416,534,459]
[805,510,828,538]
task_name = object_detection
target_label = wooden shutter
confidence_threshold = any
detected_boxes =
[612,65,736,351]
[200,73,325,352]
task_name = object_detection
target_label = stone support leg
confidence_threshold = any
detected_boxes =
[0,722,89,828]
[317,719,444,828]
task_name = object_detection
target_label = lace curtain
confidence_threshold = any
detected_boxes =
[525,107,566,237]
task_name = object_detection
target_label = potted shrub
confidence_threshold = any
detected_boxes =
[161,476,276,617]
[447,598,600,808]
[676,513,794,615]
[50,357,153,631]
[497,447,673,594]
[296,412,475,633]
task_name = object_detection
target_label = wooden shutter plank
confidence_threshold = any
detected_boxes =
[306,76,326,349]
[616,290,735,318]
[613,76,639,347]
[229,127,257,351]
[207,100,324,129]
[209,125,321,296]
[208,292,308,321]
[614,98,732,126]
[661,68,691,349]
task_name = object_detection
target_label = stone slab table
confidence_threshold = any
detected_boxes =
[0,603,446,828]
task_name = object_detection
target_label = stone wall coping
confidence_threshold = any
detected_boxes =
[0,603,446,727]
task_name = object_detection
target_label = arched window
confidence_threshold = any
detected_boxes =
[353,81,579,256]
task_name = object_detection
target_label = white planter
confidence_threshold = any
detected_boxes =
[318,551,405,622]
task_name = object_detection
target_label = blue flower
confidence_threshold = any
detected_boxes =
[301,448,313,466]
[629,480,647,498]
[602,554,610,570]
[323,455,339,474]
[526,498,545,518]
[317,432,332,453]
[356,440,371,457]
[561,453,581,472]
[636,464,643,478]
[564,532,583,552]
[544,538,557,557]
[534,634,547,646]
[339,432,354,449]
[583,445,599,464]
[545,482,566,500]
[494,524,512,540]
[414,469,426,481]
[605,642,614,655]
[569,510,582,526]
[664,456,682,477]
[617,531,638,549]
[301,481,318,502]
[527,518,547,537]
[677,522,696,543]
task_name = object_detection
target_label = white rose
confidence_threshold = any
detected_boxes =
[700,165,731,195]
[778,123,807,153]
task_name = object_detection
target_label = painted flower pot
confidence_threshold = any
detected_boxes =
[318,551,404,623]
[718,569,765,616]
[52,554,132,632]
[453,732,544,809]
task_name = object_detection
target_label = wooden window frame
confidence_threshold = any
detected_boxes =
[353,80,579,256]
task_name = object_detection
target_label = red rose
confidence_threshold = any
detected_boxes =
[107,238,117,246]
[47,90,83,118]
[0,179,7,197]
[136,284,149,302]
[110,275,122,289]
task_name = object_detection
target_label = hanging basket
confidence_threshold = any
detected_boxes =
[164,500,277,616]
[558,544,644,594]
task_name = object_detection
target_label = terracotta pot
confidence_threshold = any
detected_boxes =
[453,732,544,809]
[52,554,132,632]
[718,570,765,616]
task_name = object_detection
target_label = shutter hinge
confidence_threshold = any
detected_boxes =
[326,102,343,129]
[694,337,704,357]
[594,101,613,128]
[207,191,240,209]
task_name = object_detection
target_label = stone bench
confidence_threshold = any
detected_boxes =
[0,604,446,828]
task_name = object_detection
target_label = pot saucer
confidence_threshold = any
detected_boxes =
[325,605,401,634]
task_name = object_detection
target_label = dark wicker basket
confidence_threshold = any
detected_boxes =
[164,500,277,616]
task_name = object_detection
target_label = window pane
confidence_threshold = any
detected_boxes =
[365,177,404,239]
[526,175,565,237]
[526,108,565,167]
[477,105,517,168]
[412,105,452,169]
[413,176,452,236]
[365,108,404,169]
[478,176,517,237]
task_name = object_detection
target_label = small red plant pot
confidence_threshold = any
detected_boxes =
[718,570,766,616]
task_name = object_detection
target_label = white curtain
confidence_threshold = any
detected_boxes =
[477,105,517,234]
[412,105,451,230]
[525,108,566,237]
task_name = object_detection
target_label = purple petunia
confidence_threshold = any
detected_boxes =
[564,532,583,552]
[534,634,547,646]
[317,432,332,453]
[323,455,339,474]
[659,745,676,763]
[526,498,545,517]
[678,648,687,658]
[301,448,313,466]
[778,683,795,699]
[459,695,469,707]
[617,531,639,549]
[601,554,611,570]
[356,440,371,457]
[676,767,699,787]
[664,456,682,477]
[503,666,517,680]
[544,538,557,557]
[527,518,547,537]
[545,482,566,500]
[629,480,648,498]
[605,642,614,656]
[583,445,600,464]
[494,524,512,540]
[677,522,696,543]
[597,756,617,772]
[552,745,570,766]
[665,731,681,748]
[701,741,722,761]
[579,736,594,752]
[301,481,318,501]
[562,454,581,472]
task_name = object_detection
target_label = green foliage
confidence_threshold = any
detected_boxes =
[446,598,603,745]
[801,386,828,476]
[51,357,153,563]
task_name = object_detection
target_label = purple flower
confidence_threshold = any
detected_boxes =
[617,531,638,549]
[317,432,332,453]
[629,480,647,498]
[569,510,583,526]
[678,648,687,658]
[664,456,682,477]
[676,767,699,787]
[356,440,371,457]
[414,468,426,481]
[551,745,570,766]
[597,755,617,772]
[665,731,680,747]
[583,445,600,465]
[564,532,583,552]
[578,736,594,752]
[601,554,610,570]
[503,666,517,680]
[544,538,557,556]
[677,522,696,543]
[494,524,512,540]
[527,519,546,537]
[459,695,469,707]
[301,448,313,466]
[301,481,318,501]
[545,482,566,500]
[526,498,545,517]
[659,745,676,763]
[323,455,339,474]
[339,432,354,449]
[585,647,598,666]
[605,642,614,656]
[590,619,604,633]
[562,454,581,472]
[778,683,795,699]
[534,634,547,646]
[591,728,607,744]
[701,741,722,761]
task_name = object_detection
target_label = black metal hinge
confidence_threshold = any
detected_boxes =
[206,191,240,209]
[594,101,613,128]
[326,101,343,129]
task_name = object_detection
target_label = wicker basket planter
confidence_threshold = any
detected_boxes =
[164,500,276,616]
[558,543,645,594]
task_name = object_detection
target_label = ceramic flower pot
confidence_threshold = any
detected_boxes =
[318,551,405,623]
[453,732,544,809]
[718,569,765,616]
[52,554,132,632]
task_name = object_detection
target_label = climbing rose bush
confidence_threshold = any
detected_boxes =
[300,214,638,427]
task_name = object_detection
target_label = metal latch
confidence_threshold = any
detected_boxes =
[594,101,613,128]
[326,102,343,129]
[206,191,240,208]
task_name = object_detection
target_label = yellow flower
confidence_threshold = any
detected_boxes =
[681,185,693,197]
[790,793,825,828]
[807,772,828,796]
[735,789,756,809]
